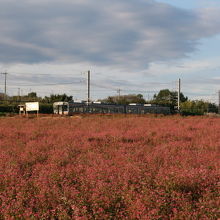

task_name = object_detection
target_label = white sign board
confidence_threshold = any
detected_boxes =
[25,102,39,112]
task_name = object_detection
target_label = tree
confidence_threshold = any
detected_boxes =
[42,94,73,103]
[100,94,146,105]
[27,92,37,98]
[0,93,4,101]
[181,100,218,115]
[152,89,188,112]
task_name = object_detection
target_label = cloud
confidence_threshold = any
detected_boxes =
[1,57,220,101]
[1,0,220,101]
[146,57,220,76]
[0,0,220,70]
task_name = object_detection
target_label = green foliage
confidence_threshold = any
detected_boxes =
[0,104,18,113]
[39,104,53,114]
[152,89,188,113]
[10,92,41,102]
[42,94,73,103]
[0,103,53,114]
[0,92,68,114]
[27,92,37,98]
[100,94,146,105]
[153,89,218,115]
[0,89,218,116]
[0,93,4,101]
[153,89,187,105]
[9,93,72,104]
[181,100,218,116]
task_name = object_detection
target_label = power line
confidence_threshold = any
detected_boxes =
[0,80,86,87]
[2,71,220,104]
[117,88,121,99]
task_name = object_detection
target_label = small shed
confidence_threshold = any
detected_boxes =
[18,102,39,116]
[18,104,25,115]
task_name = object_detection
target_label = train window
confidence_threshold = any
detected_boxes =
[53,105,58,111]
[58,105,63,112]
[63,105,68,111]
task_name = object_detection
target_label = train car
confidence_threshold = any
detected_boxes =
[67,102,125,115]
[53,101,171,115]
[125,105,170,115]
[53,102,69,115]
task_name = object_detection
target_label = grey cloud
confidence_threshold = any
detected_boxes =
[185,77,220,86]
[0,0,220,69]
[0,43,53,63]
[8,72,84,85]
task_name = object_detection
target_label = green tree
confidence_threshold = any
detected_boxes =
[0,93,4,101]
[42,94,73,103]
[152,89,188,112]
[27,92,37,98]
[181,100,218,115]
[100,94,146,105]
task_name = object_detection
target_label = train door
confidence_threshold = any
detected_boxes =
[58,105,63,114]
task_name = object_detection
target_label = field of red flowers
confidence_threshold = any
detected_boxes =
[0,115,220,219]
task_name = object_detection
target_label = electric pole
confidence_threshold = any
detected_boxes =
[147,93,150,101]
[18,88,21,102]
[1,72,8,100]
[117,88,121,100]
[87,70,90,105]
[177,78,181,112]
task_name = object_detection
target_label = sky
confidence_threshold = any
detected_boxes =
[0,0,220,102]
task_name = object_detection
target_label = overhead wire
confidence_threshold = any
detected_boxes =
[1,71,220,103]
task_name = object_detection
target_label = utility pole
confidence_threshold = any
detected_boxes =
[177,78,181,112]
[117,88,121,99]
[87,70,90,105]
[18,88,21,102]
[1,72,8,100]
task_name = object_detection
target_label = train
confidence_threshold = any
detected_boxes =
[53,101,171,115]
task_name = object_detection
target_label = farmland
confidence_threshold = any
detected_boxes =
[0,115,220,219]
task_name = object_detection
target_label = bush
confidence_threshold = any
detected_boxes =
[0,103,53,114]
[0,116,220,219]
[39,103,53,114]
[0,104,18,113]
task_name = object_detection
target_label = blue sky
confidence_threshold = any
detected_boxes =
[156,0,197,9]
[158,0,220,9]
[0,0,220,102]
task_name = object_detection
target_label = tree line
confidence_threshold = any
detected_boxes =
[99,89,218,115]
[0,90,218,115]
[0,92,73,103]
[0,92,74,114]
